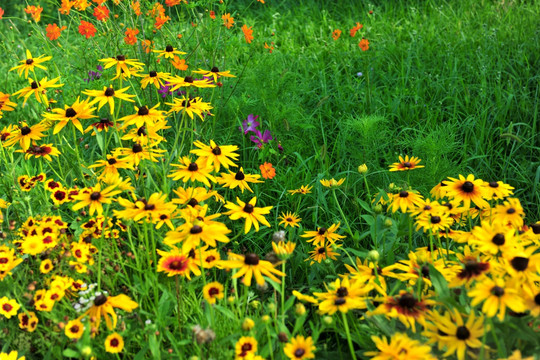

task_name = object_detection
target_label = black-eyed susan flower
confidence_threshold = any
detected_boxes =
[320,178,345,188]
[0,351,25,360]
[522,283,540,317]
[3,122,47,151]
[140,70,170,89]
[288,185,313,195]
[278,212,301,228]
[99,55,144,79]
[492,198,525,228]
[117,141,166,167]
[21,144,60,161]
[153,45,186,59]
[389,190,424,213]
[168,156,216,187]
[0,92,17,118]
[368,290,435,332]
[284,335,316,360]
[444,174,489,209]
[0,297,20,318]
[157,248,197,279]
[64,319,84,339]
[10,49,52,78]
[13,77,63,106]
[365,332,436,360]
[167,75,215,91]
[163,215,230,252]
[18,311,38,332]
[166,96,214,120]
[220,253,285,286]
[79,293,138,331]
[471,221,515,255]
[82,85,136,114]
[119,104,166,129]
[235,336,257,359]
[172,186,215,207]
[502,246,540,285]
[314,277,371,315]
[389,155,424,171]
[44,97,97,134]
[300,223,345,246]
[437,310,486,360]
[468,276,526,321]
[203,281,224,304]
[449,246,491,288]
[121,121,168,145]
[344,257,387,292]
[224,197,272,233]
[483,180,514,200]
[192,67,236,82]
[104,332,124,353]
[89,153,134,178]
[307,244,341,265]
[272,241,296,260]
[217,168,262,193]
[191,140,239,171]
[72,183,122,216]
[415,211,453,233]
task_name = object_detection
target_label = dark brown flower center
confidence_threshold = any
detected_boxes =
[169,259,186,270]
[132,144,143,153]
[190,225,203,234]
[491,286,505,297]
[184,76,194,83]
[149,71,157,77]
[21,126,32,135]
[211,66,219,73]
[235,171,245,180]
[188,163,198,171]
[456,326,470,340]
[243,204,254,213]
[489,181,499,188]
[110,338,120,347]
[116,55,126,61]
[241,343,252,352]
[317,247,325,254]
[209,287,219,296]
[90,192,101,201]
[107,158,117,165]
[318,227,327,235]
[507,208,516,214]
[511,256,529,271]
[534,293,540,305]
[2,303,13,312]
[399,191,409,198]
[403,161,412,168]
[244,253,259,265]
[398,293,417,309]
[26,59,34,65]
[165,45,174,52]
[137,126,146,136]
[461,181,474,193]
[65,108,77,117]
[430,216,441,224]
[211,146,222,155]
[138,106,149,115]
[531,224,540,234]
[188,198,199,207]
[334,298,346,306]
[31,81,39,89]
[336,287,348,297]
[294,349,306,358]
[492,233,505,246]
[144,203,155,211]
[70,325,80,333]
[94,294,108,306]
[424,205,432,211]
[105,87,115,96]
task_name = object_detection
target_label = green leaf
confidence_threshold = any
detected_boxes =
[62,349,80,358]
[428,263,450,298]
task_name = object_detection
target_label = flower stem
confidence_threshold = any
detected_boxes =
[281,261,286,325]
[341,312,357,360]
[332,189,354,238]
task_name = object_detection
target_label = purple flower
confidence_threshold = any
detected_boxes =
[158,85,171,98]
[96,65,104,71]
[250,129,273,147]
[84,70,101,83]
[240,114,260,134]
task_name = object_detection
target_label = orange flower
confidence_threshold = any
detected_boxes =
[209,11,216,19]
[25,5,43,22]
[124,28,139,45]
[0,8,4,19]
[141,39,154,53]
[332,29,341,41]
[131,1,141,16]
[257,0,265,3]
[242,25,254,44]
[359,38,369,51]
[260,162,276,180]
[79,20,97,39]
[93,5,110,21]
[165,0,182,6]
[46,24,67,41]
[154,15,170,29]
[93,0,107,5]
[350,22,363,37]
[264,42,274,53]
[222,13,234,29]
[171,56,188,70]
[59,0,73,15]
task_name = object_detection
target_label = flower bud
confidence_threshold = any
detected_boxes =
[323,316,333,325]
[267,302,276,312]
[261,315,271,323]
[295,303,306,316]
[81,346,92,357]
[384,219,393,227]
[358,164,368,174]
[368,250,380,262]
[242,318,255,331]
[373,204,383,214]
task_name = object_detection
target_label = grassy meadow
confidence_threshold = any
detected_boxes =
[0,0,539,359]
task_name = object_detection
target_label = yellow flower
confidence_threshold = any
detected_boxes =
[64,319,84,339]
[10,49,52,79]
[168,156,216,188]
[272,241,296,260]
[320,178,345,188]
[278,212,301,228]
[44,97,97,134]
[220,253,285,286]
[283,336,316,360]
[224,197,272,233]
[104,332,124,353]
[0,297,20,318]
[389,155,424,171]
[79,293,138,331]
[72,183,122,216]
[203,281,224,304]
[82,85,136,115]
